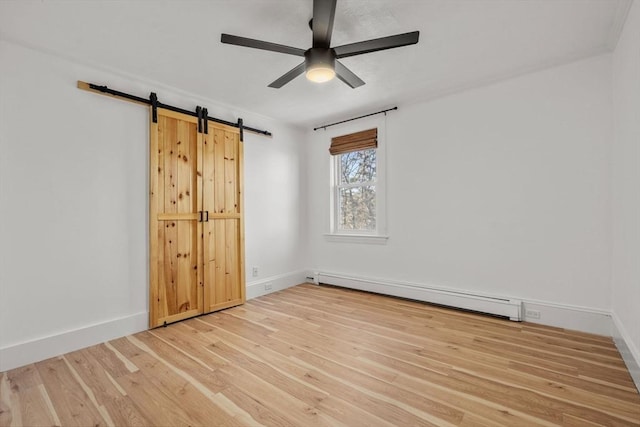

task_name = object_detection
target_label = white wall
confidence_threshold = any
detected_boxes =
[307,55,613,314]
[0,39,307,370]
[1,21,635,374]
[243,114,309,297]
[611,0,640,371]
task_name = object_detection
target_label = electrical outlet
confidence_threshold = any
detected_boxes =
[525,309,541,319]
[264,282,272,291]
[252,266,259,277]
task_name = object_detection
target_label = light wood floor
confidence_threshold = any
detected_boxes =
[1,284,639,426]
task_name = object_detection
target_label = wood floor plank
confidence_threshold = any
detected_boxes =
[510,361,640,403]
[287,345,465,425]
[36,357,106,427]
[206,342,341,426]
[2,283,639,426]
[120,350,239,426]
[1,370,53,427]
[220,386,298,427]
[132,332,228,393]
[390,368,553,427]
[115,368,197,426]
[10,384,58,427]
[63,348,147,427]
[150,323,228,369]
[210,340,330,409]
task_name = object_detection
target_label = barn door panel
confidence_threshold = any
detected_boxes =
[202,123,245,312]
[150,109,203,327]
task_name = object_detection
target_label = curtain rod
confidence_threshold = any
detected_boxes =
[313,106,398,131]
[77,81,272,138]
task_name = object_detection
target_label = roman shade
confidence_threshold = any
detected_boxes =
[329,128,377,155]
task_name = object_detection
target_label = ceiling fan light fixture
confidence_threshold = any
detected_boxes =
[305,48,336,83]
[306,65,335,83]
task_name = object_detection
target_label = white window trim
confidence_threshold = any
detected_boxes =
[323,233,389,244]
[326,116,387,244]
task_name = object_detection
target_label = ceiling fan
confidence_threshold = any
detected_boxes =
[220,0,419,89]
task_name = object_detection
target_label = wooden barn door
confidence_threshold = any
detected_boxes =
[202,121,246,312]
[149,109,245,328]
[149,109,203,327]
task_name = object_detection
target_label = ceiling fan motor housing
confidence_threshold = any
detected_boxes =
[305,48,336,70]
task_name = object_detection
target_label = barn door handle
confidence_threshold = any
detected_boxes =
[198,211,209,222]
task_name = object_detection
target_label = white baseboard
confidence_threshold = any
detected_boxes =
[0,312,147,372]
[246,269,309,300]
[521,299,613,336]
[611,312,640,391]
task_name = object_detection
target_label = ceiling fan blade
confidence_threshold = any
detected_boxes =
[334,31,420,59]
[335,61,365,88]
[312,0,337,48]
[268,62,306,88]
[221,34,305,56]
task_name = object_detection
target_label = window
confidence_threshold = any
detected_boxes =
[328,126,387,243]
[335,148,377,231]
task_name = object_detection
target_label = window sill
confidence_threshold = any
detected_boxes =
[324,234,389,245]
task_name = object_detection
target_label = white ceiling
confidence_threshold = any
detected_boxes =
[0,0,632,129]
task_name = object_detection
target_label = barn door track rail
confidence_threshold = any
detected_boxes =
[77,81,272,139]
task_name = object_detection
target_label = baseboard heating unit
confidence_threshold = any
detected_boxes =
[317,272,523,321]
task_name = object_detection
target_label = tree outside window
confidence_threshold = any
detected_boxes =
[336,149,376,231]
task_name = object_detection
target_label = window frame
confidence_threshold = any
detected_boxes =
[333,149,378,234]
[326,117,387,244]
